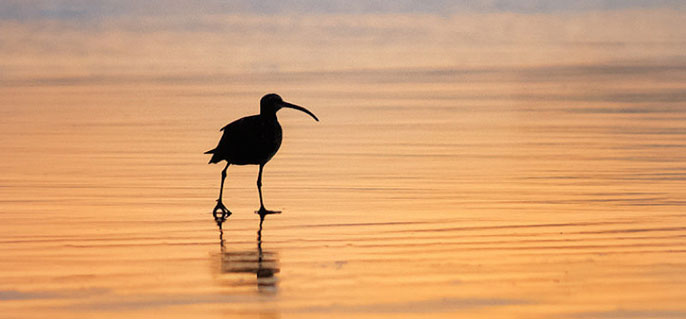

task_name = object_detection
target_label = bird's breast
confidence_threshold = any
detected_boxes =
[259,121,282,157]
[255,122,281,164]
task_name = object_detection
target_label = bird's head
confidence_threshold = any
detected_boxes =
[260,93,319,121]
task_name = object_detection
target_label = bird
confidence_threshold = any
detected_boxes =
[205,93,319,220]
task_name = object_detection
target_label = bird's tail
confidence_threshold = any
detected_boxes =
[205,149,222,164]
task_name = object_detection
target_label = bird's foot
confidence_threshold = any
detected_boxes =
[212,200,232,222]
[255,207,281,217]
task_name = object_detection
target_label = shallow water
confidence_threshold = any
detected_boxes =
[2,9,686,319]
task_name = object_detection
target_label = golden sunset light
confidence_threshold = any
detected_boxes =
[1,1,685,318]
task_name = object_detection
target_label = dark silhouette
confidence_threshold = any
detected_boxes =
[206,93,318,220]
[216,214,279,293]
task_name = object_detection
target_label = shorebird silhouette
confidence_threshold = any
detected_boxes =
[205,93,318,219]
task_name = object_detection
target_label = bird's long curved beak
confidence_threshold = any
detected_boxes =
[281,102,319,122]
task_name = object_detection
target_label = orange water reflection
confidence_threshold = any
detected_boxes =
[1,8,686,319]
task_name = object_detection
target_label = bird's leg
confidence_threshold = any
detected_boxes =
[256,164,281,216]
[213,162,232,221]
[257,164,265,209]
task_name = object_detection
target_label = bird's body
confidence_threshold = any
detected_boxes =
[206,93,318,220]
[206,114,282,165]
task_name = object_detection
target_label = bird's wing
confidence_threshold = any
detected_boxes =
[220,117,250,131]
[215,115,263,154]
[220,116,258,136]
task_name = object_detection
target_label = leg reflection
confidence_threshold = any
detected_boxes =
[216,215,279,294]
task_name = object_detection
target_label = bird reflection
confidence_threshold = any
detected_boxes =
[216,214,279,294]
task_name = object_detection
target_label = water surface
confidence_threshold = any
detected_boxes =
[1,7,686,319]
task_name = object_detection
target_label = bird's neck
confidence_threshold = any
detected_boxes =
[260,112,278,122]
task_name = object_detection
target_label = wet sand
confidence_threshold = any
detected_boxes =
[1,9,686,319]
